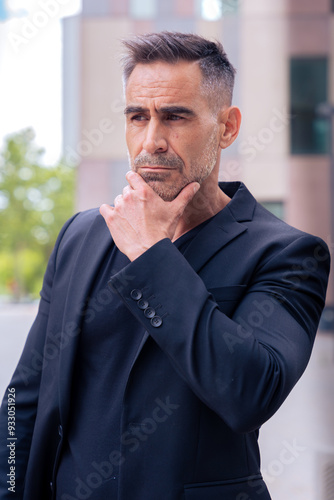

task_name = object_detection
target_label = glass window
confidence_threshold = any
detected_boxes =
[261,202,285,221]
[130,0,157,19]
[200,0,238,20]
[201,0,223,20]
[221,0,239,15]
[290,57,330,155]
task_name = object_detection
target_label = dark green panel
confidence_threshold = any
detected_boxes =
[290,58,330,155]
[261,202,285,221]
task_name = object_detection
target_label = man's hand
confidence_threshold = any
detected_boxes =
[99,171,200,261]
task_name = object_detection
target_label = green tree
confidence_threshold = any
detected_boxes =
[0,128,76,299]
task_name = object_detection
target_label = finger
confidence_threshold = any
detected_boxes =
[99,203,114,221]
[114,194,122,206]
[125,170,147,190]
[122,185,132,197]
[172,182,200,212]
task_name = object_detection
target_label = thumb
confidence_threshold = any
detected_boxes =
[172,182,200,213]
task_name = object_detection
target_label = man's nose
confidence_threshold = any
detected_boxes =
[142,119,168,154]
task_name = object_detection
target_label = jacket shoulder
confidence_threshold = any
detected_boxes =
[54,208,103,265]
[253,200,327,247]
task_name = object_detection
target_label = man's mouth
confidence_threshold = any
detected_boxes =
[133,153,184,172]
[138,166,176,170]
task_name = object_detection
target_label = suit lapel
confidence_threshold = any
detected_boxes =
[183,182,256,273]
[58,212,114,423]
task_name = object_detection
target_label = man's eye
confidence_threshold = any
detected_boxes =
[167,114,183,121]
[131,115,146,121]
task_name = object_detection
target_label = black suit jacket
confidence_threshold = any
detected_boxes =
[0,182,330,499]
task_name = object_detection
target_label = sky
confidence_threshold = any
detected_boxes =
[0,0,82,165]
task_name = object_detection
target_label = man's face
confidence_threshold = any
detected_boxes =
[125,61,222,201]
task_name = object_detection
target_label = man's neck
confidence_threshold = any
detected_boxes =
[172,181,230,242]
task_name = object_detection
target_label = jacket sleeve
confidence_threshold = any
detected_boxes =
[0,215,77,499]
[108,235,330,434]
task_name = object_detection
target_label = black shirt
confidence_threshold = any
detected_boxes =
[56,222,210,500]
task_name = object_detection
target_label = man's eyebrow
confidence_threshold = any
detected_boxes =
[159,106,196,116]
[124,105,196,116]
[124,106,147,115]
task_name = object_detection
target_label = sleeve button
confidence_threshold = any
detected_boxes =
[130,289,142,301]
[151,316,163,328]
[144,307,156,319]
[137,299,149,310]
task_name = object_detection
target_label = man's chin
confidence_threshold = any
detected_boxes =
[146,180,180,202]
[137,171,191,201]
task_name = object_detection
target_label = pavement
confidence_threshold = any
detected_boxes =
[259,330,334,500]
[0,303,333,499]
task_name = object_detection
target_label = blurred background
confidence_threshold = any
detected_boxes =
[0,0,333,498]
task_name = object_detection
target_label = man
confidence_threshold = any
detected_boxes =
[0,32,330,500]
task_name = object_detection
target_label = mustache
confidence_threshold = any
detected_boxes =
[133,153,184,171]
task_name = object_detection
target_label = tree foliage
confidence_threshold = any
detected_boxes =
[0,128,76,299]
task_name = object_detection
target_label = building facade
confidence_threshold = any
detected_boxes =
[62,0,334,309]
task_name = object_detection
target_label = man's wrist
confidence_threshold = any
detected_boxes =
[127,237,171,262]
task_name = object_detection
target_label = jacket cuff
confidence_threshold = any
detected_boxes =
[107,238,209,335]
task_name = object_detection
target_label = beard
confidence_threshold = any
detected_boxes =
[128,130,220,202]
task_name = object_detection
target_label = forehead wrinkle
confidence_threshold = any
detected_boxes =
[126,61,209,111]
[133,77,180,88]
[128,74,198,97]
[129,82,191,99]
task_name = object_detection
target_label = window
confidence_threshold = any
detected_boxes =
[200,0,238,21]
[290,57,330,155]
[201,0,223,20]
[261,202,284,221]
[130,0,157,19]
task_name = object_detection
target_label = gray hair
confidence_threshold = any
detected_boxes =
[121,31,236,110]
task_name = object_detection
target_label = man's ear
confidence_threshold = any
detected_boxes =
[218,106,242,149]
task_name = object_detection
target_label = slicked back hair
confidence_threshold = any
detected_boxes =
[121,31,236,112]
